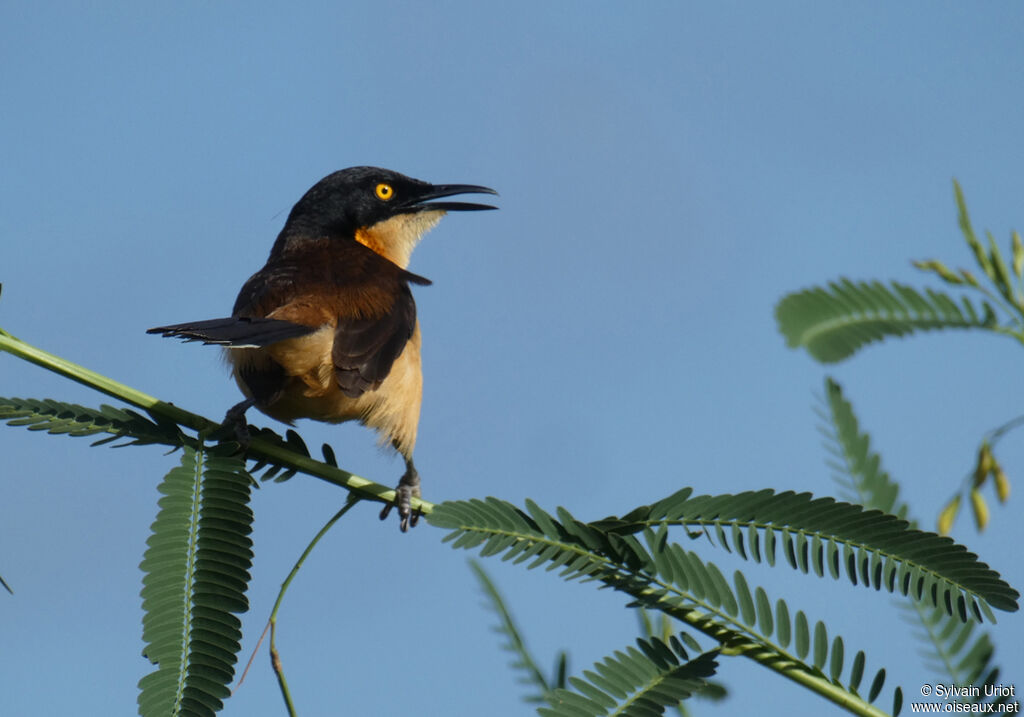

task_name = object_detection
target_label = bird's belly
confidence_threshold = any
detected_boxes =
[261,383,366,425]
[234,328,423,457]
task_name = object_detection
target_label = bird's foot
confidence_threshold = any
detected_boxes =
[380,462,421,532]
[211,398,255,452]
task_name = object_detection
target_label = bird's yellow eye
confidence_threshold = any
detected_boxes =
[375,183,394,201]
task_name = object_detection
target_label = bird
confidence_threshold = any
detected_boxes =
[148,166,498,531]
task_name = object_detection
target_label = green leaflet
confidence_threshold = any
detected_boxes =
[431,499,905,716]
[0,396,175,446]
[538,640,718,717]
[137,445,253,717]
[817,379,902,515]
[775,278,1004,364]
[469,560,564,705]
[822,378,1018,710]
[590,487,1018,621]
[777,183,1024,364]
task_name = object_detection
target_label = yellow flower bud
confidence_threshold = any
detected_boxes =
[969,489,989,532]
[937,496,961,536]
[993,464,1011,503]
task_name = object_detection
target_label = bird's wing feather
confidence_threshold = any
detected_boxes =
[146,317,316,347]
[221,240,427,398]
[331,283,417,398]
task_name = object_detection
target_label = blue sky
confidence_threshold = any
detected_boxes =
[2,3,1023,716]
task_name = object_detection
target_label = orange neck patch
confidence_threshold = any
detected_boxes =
[354,211,445,268]
[354,226,388,256]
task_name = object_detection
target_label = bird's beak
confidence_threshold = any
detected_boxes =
[404,183,499,212]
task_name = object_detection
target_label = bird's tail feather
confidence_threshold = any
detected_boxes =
[147,317,317,348]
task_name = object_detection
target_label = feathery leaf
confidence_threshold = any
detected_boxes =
[595,488,1018,620]
[138,445,253,717]
[820,377,1018,710]
[538,640,719,717]
[470,560,558,704]
[775,279,1007,364]
[0,396,177,446]
[432,498,905,714]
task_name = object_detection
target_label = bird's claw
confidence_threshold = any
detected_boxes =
[211,399,255,453]
[379,462,421,532]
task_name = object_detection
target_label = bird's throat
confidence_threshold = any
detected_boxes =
[354,210,445,268]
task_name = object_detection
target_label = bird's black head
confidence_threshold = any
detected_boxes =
[275,167,497,265]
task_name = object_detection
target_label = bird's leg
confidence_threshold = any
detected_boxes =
[379,456,421,532]
[213,398,255,448]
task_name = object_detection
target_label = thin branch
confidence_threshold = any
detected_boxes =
[469,559,554,701]
[235,621,271,691]
[986,413,1024,446]
[0,327,434,516]
[268,498,361,716]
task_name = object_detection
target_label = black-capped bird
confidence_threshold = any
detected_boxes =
[148,167,497,530]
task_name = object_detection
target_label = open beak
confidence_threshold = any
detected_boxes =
[405,183,499,212]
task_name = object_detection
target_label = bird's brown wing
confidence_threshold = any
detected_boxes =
[331,282,418,398]
[231,239,432,399]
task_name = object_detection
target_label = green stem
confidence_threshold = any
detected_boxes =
[675,608,891,717]
[463,523,892,717]
[986,413,1024,446]
[0,326,200,427]
[469,560,554,696]
[0,327,434,515]
[966,281,1024,334]
[631,575,892,716]
[623,571,892,716]
[269,499,360,716]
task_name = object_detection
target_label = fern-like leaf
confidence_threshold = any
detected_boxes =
[137,444,254,717]
[821,377,1018,711]
[0,396,177,446]
[817,379,905,517]
[431,499,907,715]
[634,610,729,715]
[538,640,718,717]
[470,559,562,704]
[775,279,1008,363]
[593,488,1019,621]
